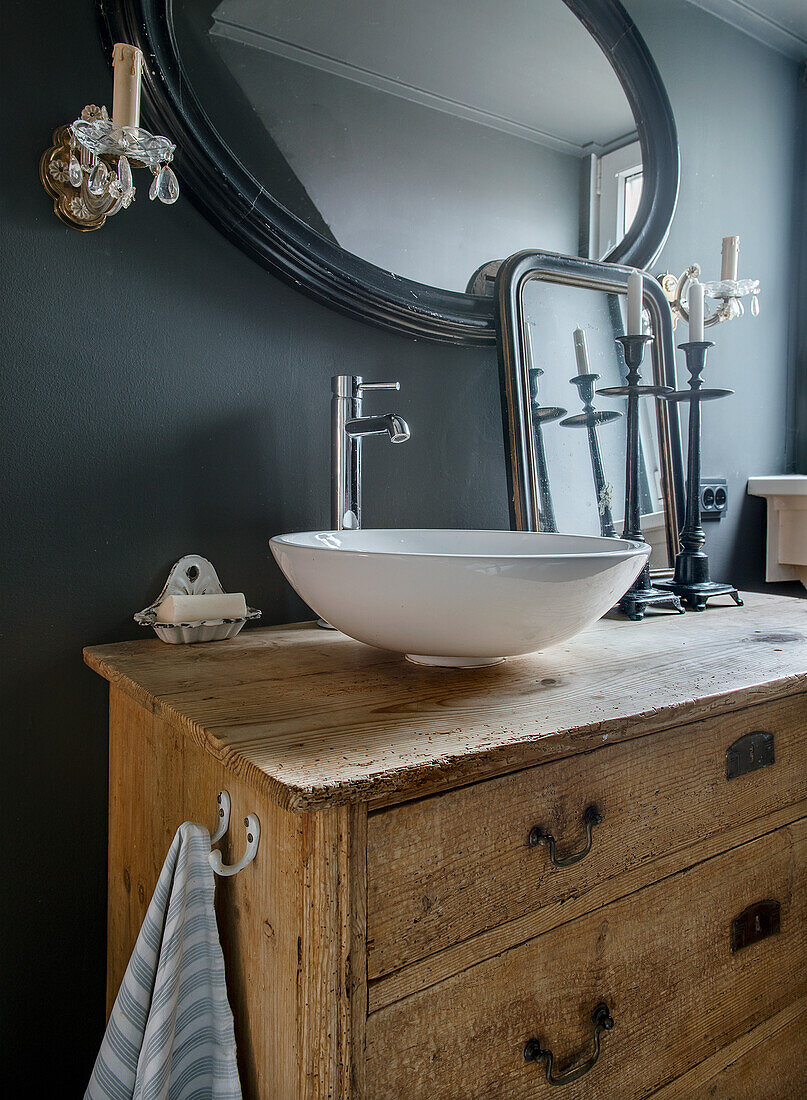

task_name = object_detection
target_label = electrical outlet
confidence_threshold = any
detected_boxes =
[701,478,728,520]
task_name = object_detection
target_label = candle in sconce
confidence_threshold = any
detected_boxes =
[689,280,705,342]
[112,43,144,129]
[573,327,590,374]
[721,236,740,282]
[627,271,643,336]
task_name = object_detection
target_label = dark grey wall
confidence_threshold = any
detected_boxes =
[625,0,804,569]
[1,0,802,1091]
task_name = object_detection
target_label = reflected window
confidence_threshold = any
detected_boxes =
[622,168,643,237]
[591,140,642,259]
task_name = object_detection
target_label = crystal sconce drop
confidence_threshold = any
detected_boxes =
[39,43,178,231]
[658,236,760,330]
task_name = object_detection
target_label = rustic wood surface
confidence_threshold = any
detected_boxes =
[106,687,366,1099]
[369,797,807,1013]
[367,694,807,980]
[652,994,807,1098]
[85,593,807,812]
[365,819,807,1099]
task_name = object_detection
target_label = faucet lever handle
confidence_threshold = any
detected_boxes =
[357,380,400,393]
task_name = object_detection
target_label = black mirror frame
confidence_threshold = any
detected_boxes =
[99,0,679,346]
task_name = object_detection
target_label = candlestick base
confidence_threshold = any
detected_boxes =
[617,564,685,621]
[658,340,742,613]
[654,577,743,613]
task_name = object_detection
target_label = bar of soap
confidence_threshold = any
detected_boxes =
[156,593,247,623]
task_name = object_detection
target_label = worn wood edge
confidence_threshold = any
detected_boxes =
[368,797,807,1013]
[84,648,307,813]
[651,994,807,1098]
[367,686,807,814]
[346,805,368,1098]
[296,803,368,1098]
[84,640,807,813]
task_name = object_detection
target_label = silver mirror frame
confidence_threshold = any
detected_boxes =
[495,250,685,568]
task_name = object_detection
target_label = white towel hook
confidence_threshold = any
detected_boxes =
[209,813,260,877]
[211,790,231,845]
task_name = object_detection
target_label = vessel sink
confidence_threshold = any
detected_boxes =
[270,529,649,666]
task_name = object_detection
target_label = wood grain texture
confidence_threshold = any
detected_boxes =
[367,695,807,980]
[652,995,807,1099]
[106,688,366,1099]
[85,593,807,812]
[365,819,807,1099]
[369,797,807,1013]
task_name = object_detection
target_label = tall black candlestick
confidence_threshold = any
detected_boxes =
[599,334,684,620]
[655,341,743,611]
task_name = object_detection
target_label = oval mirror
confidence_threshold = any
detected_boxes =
[103,1,678,343]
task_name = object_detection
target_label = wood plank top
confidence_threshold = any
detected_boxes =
[84,593,807,813]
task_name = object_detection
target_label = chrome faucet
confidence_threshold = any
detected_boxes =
[331,375,410,530]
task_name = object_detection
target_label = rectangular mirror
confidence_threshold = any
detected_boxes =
[496,251,685,573]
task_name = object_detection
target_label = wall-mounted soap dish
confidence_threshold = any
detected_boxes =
[134,554,261,644]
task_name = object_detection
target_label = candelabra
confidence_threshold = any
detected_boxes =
[40,43,178,231]
[528,368,565,533]
[560,374,621,538]
[658,236,759,330]
[655,342,743,611]
[599,335,684,620]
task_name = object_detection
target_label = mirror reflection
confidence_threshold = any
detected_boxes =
[174,0,642,291]
[520,280,668,566]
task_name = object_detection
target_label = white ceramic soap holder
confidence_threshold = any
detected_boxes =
[134,554,261,644]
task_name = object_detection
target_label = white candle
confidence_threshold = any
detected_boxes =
[112,43,143,128]
[688,280,705,342]
[627,271,643,336]
[573,327,590,374]
[721,236,739,282]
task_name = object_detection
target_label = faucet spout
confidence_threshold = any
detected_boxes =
[331,375,410,531]
[345,413,411,443]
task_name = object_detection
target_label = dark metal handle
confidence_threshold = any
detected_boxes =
[726,731,775,779]
[524,1002,614,1086]
[528,805,602,868]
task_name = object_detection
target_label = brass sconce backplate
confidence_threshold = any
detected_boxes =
[39,125,108,231]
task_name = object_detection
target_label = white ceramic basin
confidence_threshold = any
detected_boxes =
[270,529,649,667]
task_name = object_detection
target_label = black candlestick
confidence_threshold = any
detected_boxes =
[561,373,622,538]
[655,341,743,611]
[528,368,566,533]
[599,334,685,620]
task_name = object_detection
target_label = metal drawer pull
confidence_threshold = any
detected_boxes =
[527,805,602,867]
[524,1002,614,1086]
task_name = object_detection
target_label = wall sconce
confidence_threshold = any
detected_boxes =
[658,237,760,329]
[39,43,178,231]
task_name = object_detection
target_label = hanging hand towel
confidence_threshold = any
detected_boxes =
[85,822,242,1100]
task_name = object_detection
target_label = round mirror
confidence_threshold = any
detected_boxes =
[104,1,678,343]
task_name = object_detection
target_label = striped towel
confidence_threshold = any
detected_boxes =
[85,822,242,1100]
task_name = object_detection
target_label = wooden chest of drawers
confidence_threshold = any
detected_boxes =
[86,593,807,1098]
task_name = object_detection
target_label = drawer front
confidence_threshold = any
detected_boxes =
[652,996,807,1099]
[367,694,806,980]
[366,819,807,1099]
